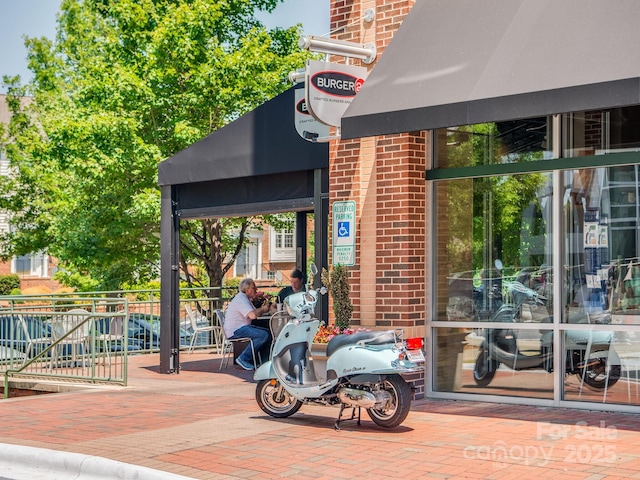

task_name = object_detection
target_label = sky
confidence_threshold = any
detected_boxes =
[0,0,330,94]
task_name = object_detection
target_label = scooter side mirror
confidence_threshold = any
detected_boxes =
[306,263,318,292]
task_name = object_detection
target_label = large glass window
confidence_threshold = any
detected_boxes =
[434,173,554,397]
[432,107,640,406]
[563,165,640,405]
[436,118,553,169]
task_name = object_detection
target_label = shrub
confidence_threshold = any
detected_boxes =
[0,274,20,296]
[321,265,353,330]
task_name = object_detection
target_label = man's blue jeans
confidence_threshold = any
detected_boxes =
[231,325,271,366]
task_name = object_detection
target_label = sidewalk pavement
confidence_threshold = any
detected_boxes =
[1,352,640,480]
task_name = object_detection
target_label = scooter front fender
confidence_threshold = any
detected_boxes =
[254,360,275,381]
[254,359,340,400]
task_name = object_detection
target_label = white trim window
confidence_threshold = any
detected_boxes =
[233,231,263,279]
[12,252,49,278]
[270,227,295,262]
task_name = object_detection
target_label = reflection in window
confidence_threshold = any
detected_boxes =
[434,173,554,396]
[564,166,640,324]
[434,326,554,398]
[432,107,640,404]
[436,173,553,323]
[436,118,552,169]
[565,106,640,158]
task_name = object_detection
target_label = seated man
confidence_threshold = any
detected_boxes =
[277,269,306,304]
[224,278,275,370]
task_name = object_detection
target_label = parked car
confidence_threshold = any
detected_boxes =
[0,345,26,363]
[0,315,53,359]
[93,313,201,351]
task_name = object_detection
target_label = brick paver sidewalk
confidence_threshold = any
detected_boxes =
[1,353,639,479]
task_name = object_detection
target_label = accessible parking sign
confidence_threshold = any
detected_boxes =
[332,200,356,266]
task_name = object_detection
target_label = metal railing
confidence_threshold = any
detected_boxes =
[0,287,247,396]
[1,297,130,397]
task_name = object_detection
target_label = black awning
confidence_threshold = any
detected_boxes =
[158,86,328,186]
[341,0,640,139]
[158,86,330,373]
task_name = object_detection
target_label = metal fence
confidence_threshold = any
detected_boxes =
[0,287,240,397]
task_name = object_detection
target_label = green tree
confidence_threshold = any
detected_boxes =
[0,0,309,291]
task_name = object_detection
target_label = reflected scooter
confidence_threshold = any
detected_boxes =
[254,267,425,430]
[471,281,621,390]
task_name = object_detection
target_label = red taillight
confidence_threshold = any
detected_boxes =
[406,337,423,350]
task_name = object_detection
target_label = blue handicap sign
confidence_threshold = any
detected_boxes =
[337,222,350,238]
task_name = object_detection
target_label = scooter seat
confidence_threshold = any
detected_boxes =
[326,330,396,357]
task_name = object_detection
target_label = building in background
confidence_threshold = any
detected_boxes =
[0,94,60,294]
[330,0,640,411]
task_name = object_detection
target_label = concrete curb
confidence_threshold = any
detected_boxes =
[0,443,196,480]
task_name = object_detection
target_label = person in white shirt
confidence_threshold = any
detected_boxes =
[224,278,275,370]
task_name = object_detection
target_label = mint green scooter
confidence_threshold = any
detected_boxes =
[254,266,424,430]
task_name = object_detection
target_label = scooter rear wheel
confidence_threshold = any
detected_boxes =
[366,374,412,428]
[256,379,302,418]
[473,348,498,387]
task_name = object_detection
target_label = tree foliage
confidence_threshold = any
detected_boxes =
[441,123,549,274]
[1,0,309,291]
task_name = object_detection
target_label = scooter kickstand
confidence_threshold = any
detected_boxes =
[334,404,362,430]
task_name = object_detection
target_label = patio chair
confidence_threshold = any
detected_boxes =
[50,308,91,367]
[20,315,52,363]
[216,309,259,371]
[94,315,126,365]
[185,305,220,354]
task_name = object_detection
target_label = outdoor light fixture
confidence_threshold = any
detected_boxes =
[298,35,377,64]
[363,8,375,23]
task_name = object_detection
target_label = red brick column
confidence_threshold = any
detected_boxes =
[328,1,424,334]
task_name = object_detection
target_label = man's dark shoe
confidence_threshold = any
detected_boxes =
[236,357,254,370]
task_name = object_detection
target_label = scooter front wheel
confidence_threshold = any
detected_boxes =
[473,348,498,387]
[256,379,302,418]
[366,374,412,428]
[579,353,621,390]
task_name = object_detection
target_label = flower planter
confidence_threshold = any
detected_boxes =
[310,343,328,383]
[311,342,328,358]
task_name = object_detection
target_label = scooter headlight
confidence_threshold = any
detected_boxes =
[284,290,318,318]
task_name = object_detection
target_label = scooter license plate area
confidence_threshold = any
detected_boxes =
[406,349,425,363]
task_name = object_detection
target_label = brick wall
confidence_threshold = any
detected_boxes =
[329,1,425,398]
[329,1,424,336]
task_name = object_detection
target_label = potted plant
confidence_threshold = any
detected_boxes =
[312,264,355,350]
[320,264,353,330]
[313,324,370,344]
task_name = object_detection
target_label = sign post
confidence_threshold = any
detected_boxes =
[332,200,356,266]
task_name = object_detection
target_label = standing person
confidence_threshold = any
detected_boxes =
[224,278,275,370]
[277,269,306,303]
